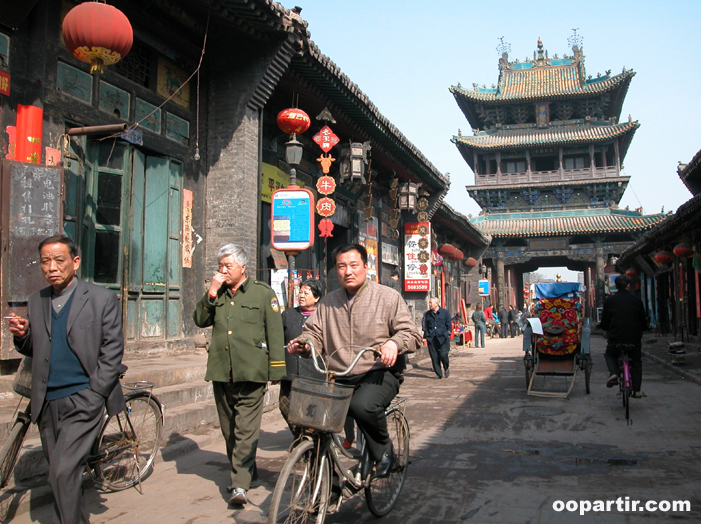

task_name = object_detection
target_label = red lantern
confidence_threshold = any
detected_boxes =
[62,2,133,75]
[438,244,456,258]
[673,242,694,258]
[276,108,311,135]
[454,249,464,261]
[464,257,478,268]
[655,251,673,265]
[625,268,639,279]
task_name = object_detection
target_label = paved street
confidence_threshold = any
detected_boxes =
[6,334,701,523]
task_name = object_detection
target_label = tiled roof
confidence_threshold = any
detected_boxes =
[451,68,635,103]
[453,120,639,151]
[434,202,491,247]
[470,209,667,238]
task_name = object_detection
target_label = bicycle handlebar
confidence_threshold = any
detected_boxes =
[287,339,382,377]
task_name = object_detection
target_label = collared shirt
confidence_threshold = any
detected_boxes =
[51,277,78,313]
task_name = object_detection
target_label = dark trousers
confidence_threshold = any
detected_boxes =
[38,387,106,524]
[427,336,450,378]
[604,342,643,392]
[338,369,402,462]
[509,322,517,337]
[212,381,266,490]
[500,323,508,338]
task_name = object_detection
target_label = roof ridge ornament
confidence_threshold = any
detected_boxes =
[568,28,583,57]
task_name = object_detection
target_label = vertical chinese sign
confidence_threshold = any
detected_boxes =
[404,222,431,292]
[181,189,193,268]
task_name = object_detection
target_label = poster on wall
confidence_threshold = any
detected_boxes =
[358,238,378,282]
[404,222,431,292]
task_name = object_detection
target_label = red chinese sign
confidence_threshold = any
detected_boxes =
[316,197,336,217]
[316,175,336,195]
[0,71,10,96]
[313,125,340,153]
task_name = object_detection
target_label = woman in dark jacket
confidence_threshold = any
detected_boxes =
[279,278,324,427]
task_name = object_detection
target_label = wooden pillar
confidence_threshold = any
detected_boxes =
[594,238,606,309]
[589,144,595,176]
[614,140,621,174]
[526,149,532,182]
[496,253,505,308]
[558,146,564,179]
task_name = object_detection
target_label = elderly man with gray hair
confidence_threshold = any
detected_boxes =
[193,243,286,506]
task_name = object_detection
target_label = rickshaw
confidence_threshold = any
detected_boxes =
[522,282,592,398]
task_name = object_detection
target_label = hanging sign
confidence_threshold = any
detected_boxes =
[0,71,10,96]
[271,187,315,251]
[478,279,490,297]
[316,197,336,217]
[313,125,340,152]
[404,222,431,292]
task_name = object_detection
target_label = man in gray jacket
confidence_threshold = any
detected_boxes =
[290,244,421,478]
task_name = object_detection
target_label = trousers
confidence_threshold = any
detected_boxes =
[426,336,450,378]
[212,381,266,490]
[604,342,643,392]
[38,387,105,524]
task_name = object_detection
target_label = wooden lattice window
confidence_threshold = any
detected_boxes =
[115,40,151,87]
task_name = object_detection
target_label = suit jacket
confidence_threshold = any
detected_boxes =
[15,278,126,422]
[422,307,451,345]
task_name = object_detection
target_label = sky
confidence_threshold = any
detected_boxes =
[281,0,701,279]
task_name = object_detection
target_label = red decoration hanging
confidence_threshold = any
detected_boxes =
[316,197,336,217]
[318,218,334,238]
[438,244,456,258]
[62,2,133,75]
[625,268,639,279]
[276,108,311,135]
[316,175,336,195]
[673,242,694,258]
[313,125,340,152]
[464,257,478,267]
[454,249,464,261]
[654,251,673,265]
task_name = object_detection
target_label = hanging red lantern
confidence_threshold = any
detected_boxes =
[654,251,673,265]
[625,268,638,279]
[62,2,133,75]
[454,249,464,261]
[464,257,478,268]
[276,108,311,135]
[438,244,456,258]
[673,242,694,258]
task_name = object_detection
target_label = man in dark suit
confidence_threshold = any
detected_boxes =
[422,297,452,379]
[8,235,125,524]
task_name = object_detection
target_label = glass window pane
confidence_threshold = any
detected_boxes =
[98,142,125,170]
[96,172,122,226]
[94,230,120,283]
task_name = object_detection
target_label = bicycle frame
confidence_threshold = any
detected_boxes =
[620,355,632,389]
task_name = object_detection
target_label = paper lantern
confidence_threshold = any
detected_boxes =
[655,251,673,265]
[276,108,311,135]
[625,268,638,279]
[454,249,464,261]
[464,257,478,267]
[673,242,694,258]
[438,244,456,258]
[62,2,133,74]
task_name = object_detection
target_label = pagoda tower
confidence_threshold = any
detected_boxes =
[451,36,667,313]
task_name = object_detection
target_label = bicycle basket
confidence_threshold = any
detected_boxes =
[288,376,353,433]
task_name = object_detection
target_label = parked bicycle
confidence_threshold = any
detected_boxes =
[0,374,164,493]
[614,343,635,424]
[268,343,410,523]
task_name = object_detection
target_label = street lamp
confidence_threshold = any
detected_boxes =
[398,182,418,210]
[285,136,304,185]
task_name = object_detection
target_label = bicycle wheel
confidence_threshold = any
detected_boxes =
[365,409,409,517]
[92,393,162,491]
[268,439,331,524]
[0,412,31,489]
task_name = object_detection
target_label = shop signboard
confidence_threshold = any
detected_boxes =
[404,222,431,292]
[271,187,315,252]
[478,279,490,296]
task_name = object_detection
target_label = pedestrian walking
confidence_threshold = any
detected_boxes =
[193,243,286,506]
[471,303,487,348]
[7,235,126,524]
[498,306,509,338]
[422,297,452,378]
[508,305,518,338]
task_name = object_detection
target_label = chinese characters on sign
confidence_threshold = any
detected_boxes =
[181,189,193,268]
[0,70,10,96]
[313,125,340,153]
[404,222,431,292]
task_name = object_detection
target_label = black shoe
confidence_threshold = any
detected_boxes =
[373,445,395,479]
[444,368,450,378]
[606,374,618,388]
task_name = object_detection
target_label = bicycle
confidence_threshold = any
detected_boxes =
[615,343,635,424]
[268,343,410,523]
[0,375,164,493]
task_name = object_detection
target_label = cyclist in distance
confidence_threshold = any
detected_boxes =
[288,244,422,478]
[599,274,648,397]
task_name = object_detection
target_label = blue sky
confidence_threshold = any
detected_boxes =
[283,1,700,277]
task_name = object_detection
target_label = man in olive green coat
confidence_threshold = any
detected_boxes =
[193,244,286,506]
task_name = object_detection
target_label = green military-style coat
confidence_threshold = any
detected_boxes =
[193,277,286,383]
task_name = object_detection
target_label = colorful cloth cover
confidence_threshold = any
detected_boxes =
[532,298,582,356]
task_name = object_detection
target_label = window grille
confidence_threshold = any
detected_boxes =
[115,40,151,87]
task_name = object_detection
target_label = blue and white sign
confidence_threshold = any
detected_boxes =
[478,279,490,297]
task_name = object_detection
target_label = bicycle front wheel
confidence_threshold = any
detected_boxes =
[0,413,31,489]
[92,393,162,491]
[365,408,410,517]
[268,439,331,524]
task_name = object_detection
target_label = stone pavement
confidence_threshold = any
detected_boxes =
[4,333,701,523]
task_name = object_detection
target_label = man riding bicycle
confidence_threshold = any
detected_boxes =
[599,274,648,397]
[288,244,421,478]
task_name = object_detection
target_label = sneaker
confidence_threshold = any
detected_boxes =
[229,488,248,505]
[444,368,450,378]
[606,374,618,388]
[631,391,646,399]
